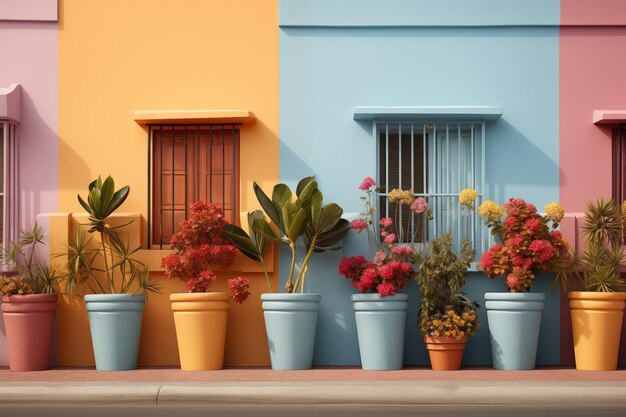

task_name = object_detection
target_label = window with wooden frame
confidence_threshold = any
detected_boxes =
[377,121,485,254]
[149,124,240,248]
[611,125,626,244]
[1,121,19,250]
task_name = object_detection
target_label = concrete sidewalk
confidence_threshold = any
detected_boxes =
[0,380,625,406]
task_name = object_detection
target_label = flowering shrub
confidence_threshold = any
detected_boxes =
[422,307,479,339]
[162,201,249,303]
[479,198,569,292]
[339,178,416,296]
[0,276,33,295]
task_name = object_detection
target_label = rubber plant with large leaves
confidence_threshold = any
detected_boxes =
[223,177,350,293]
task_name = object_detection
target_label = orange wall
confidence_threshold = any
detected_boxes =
[57,0,278,366]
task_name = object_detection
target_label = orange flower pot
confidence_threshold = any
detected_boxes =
[170,292,229,371]
[424,335,467,371]
[569,291,626,371]
[1,294,58,372]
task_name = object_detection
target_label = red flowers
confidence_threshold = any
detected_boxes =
[161,201,249,303]
[480,198,569,292]
[339,255,414,296]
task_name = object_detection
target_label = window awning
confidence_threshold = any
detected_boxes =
[593,110,626,125]
[353,106,503,122]
[133,109,256,126]
[0,84,21,123]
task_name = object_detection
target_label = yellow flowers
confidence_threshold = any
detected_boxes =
[388,188,415,205]
[478,200,504,220]
[423,309,479,339]
[544,202,565,223]
[459,189,478,208]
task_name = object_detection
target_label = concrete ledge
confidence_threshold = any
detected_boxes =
[1,381,625,406]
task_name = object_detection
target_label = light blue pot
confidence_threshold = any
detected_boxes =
[485,292,545,370]
[261,293,320,370]
[84,294,145,371]
[352,293,409,370]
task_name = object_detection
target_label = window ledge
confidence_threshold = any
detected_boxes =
[0,84,21,123]
[353,106,503,122]
[133,109,256,126]
[593,110,626,125]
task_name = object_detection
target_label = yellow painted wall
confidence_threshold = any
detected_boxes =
[58,0,278,366]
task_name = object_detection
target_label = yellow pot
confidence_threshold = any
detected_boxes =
[569,291,626,371]
[170,292,229,370]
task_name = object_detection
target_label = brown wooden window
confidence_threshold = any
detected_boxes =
[150,124,240,248]
[612,126,626,207]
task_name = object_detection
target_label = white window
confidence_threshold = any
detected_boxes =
[376,121,485,254]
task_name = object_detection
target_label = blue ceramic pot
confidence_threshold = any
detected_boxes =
[485,292,545,370]
[261,293,320,370]
[84,294,145,371]
[352,293,409,370]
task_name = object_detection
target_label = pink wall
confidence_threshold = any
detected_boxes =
[0,18,58,366]
[560,0,626,366]
[0,21,58,231]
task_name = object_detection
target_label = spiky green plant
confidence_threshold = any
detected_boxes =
[576,199,625,292]
[59,176,160,298]
[0,223,60,294]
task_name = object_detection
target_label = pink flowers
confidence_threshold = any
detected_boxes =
[410,197,428,214]
[379,217,393,228]
[383,233,397,244]
[359,177,376,191]
[392,245,413,256]
[350,219,368,232]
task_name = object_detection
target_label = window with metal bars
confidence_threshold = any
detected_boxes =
[1,121,19,250]
[149,124,240,248]
[377,122,485,255]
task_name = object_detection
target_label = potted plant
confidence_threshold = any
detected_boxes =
[162,201,249,371]
[61,175,160,371]
[567,199,626,371]
[223,176,350,370]
[478,198,569,370]
[0,224,60,371]
[337,178,417,370]
[414,190,480,371]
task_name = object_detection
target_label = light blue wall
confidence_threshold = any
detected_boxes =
[279,0,560,366]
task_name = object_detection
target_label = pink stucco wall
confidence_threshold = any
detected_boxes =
[0,20,58,366]
[560,0,626,366]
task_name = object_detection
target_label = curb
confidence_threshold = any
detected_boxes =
[1,381,626,406]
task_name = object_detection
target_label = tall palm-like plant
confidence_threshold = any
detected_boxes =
[576,198,625,292]
[62,176,160,297]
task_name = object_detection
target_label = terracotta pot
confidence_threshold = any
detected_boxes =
[569,291,626,371]
[424,335,467,371]
[1,294,58,371]
[170,292,229,370]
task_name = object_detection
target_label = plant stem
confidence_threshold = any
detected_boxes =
[259,255,274,293]
[100,231,114,293]
[285,242,297,293]
[294,238,316,294]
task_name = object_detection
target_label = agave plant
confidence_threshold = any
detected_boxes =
[0,223,60,294]
[223,177,350,293]
[60,176,160,298]
[575,199,625,292]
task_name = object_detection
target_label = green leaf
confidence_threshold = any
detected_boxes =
[296,176,317,199]
[252,217,282,244]
[223,224,262,261]
[286,207,309,242]
[253,182,281,228]
[107,186,130,216]
[317,203,343,234]
[308,189,323,229]
[312,218,350,250]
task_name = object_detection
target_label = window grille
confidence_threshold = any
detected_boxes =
[1,121,19,250]
[612,126,626,244]
[148,124,239,248]
[377,121,486,255]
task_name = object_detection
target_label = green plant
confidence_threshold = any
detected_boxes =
[412,232,478,335]
[223,177,350,293]
[61,175,160,298]
[572,199,625,292]
[0,223,59,294]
